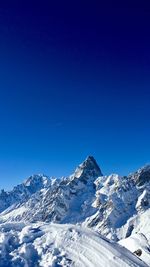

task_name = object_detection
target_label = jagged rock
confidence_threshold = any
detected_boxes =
[0,174,51,213]
[129,165,150,186]
[134,249,142,256]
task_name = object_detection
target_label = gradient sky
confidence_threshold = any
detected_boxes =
[0,2,150,190]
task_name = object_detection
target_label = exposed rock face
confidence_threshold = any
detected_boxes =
[73,155,103,181]
[129,165,150,186]
[136,189,150,212]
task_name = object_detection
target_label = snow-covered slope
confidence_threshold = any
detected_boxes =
[119,233,150,266]
[0,156,150,266]
[0,222,148,267]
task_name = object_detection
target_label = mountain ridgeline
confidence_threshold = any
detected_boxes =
[0,156,150,242]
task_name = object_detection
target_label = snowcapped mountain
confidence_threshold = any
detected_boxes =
[0,174,51,213]
[0,156,150,266]
[0,156,103,224]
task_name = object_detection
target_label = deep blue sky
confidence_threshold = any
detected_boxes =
[0,2,150,189]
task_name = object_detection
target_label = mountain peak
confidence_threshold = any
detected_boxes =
[130,164,150,186]
[85,155,100,165]
[73,156,103,181]
[23,174,49,187]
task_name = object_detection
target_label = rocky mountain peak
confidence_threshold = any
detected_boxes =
[73,156,103,181]
[23,174,50,189]
[129,165,150,186]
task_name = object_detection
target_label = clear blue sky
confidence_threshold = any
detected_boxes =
[0,2,150,189]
